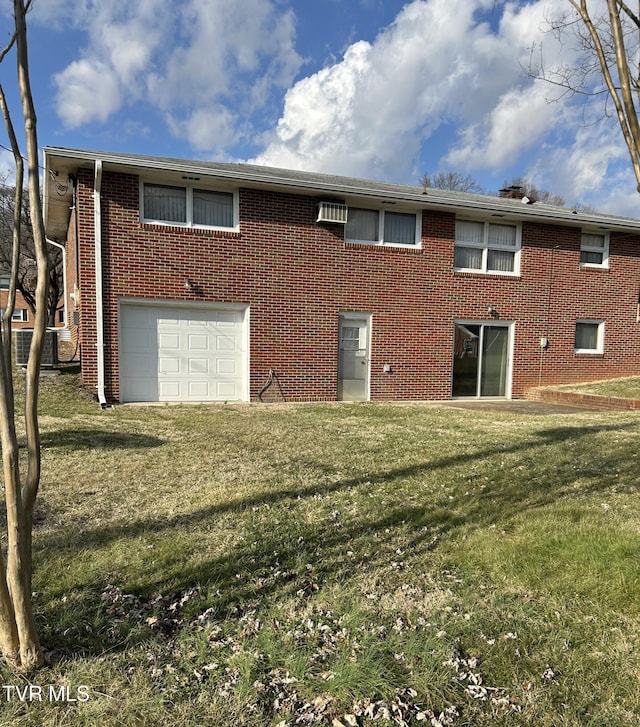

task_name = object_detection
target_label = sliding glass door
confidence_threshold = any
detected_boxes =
[452,322,511,398]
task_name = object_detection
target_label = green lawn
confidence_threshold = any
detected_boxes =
[1,371,640,725]
[556,376,640,399]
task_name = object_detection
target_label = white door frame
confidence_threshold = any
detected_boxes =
[452,320,514,399]
[338,312,372,401]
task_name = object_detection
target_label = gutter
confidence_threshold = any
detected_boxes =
[42,146,640,234]
[93,159,108,407]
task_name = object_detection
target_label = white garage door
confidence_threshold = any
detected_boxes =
[119,302,248,403]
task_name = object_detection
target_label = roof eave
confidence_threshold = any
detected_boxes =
[42,146,640,234]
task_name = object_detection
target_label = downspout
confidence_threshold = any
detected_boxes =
[71,176,79,282]
[69,178,80,341]
[93,159,108,407]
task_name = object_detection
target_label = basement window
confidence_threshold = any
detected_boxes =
[141,182,238,231]
[575,320,604,354]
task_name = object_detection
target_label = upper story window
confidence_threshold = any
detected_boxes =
[454,219,521,275]
[141,182,237,230]
[345,207,420,247]
[580,231,609,268]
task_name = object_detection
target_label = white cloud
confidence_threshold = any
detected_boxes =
[145,0,301,148]
[596,180,640,218]
[445,82,564,171]
[54,58,122,127]
[49,0,302,148]
[0,147,16,184]
[254,41,373,172]
[566,132,627,198]
[52,0,170,128]
[26,0,71,26]
[166,107,240,154]
[35,0,640,215]
[251,0,559,180]
[524,121,632,210]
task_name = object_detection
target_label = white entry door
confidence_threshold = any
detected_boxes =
[338,314,371,401]
[119,302,248,402]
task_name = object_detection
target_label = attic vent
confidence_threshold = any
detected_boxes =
[317,201,348,224]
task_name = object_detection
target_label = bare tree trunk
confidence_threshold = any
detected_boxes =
[11,0,46,670]
[0,83,23,668]
[0,85,21,422]
[0,0,46,671]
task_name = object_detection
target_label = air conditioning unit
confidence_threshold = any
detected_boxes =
[14,329,58,368]
[317,201,348,224]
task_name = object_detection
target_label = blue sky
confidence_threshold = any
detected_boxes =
[0,0,637,216]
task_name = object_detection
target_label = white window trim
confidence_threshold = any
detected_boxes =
[344,207,422,248]
[454,218,522,276]
[140,179,239,232]
[0,308,28,322]
[580,230,610,269]
[575,319,604,354]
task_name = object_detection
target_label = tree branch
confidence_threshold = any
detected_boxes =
[615,0,640,29]
[564,0,640,190]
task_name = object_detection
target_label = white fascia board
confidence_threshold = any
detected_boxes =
[42,146,640,234]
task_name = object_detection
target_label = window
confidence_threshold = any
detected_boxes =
[142,182,236,230]
[455,219,520,274]
[580,231,609,267]
[345,207,419,246]
[0,272,9,290]
[575,320,604,353]
[0,308,28,322]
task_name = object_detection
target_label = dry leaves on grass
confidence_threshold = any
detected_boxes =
[100,582,533,725]
[444,651,522,713]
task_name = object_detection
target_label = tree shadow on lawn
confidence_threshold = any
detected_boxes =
[34,419,640,658]
[0,430,165,532]
[40,428,165,450]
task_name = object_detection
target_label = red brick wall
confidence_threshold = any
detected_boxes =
[0,290,32,328]
[74,168,640,402]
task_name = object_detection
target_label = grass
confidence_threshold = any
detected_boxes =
[555,375,640,399]
[0,371,639,724]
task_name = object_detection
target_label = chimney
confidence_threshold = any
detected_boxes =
[498,185,526,200]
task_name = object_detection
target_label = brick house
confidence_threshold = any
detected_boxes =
[0,278,32,328]
[42,146,640,404]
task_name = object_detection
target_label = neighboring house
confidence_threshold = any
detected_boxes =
[0,271,32,328]
[42,146,640,405]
